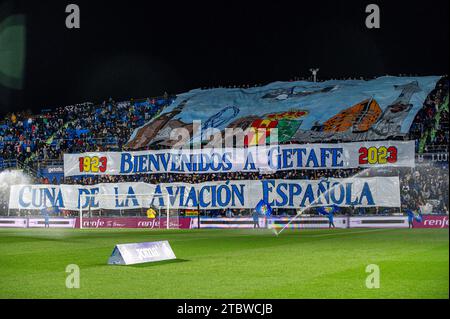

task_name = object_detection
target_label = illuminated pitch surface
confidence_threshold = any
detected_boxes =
[0,228,447,298]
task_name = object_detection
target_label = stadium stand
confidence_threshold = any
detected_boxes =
[0,96,173,170]
[1,75,449,216]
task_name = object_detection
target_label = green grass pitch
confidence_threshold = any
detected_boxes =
[0,228,448,299]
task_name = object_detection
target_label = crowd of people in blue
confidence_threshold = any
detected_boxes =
[1,76,449,217]
[0,95,172,165]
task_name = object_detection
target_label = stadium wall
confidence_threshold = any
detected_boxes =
[74,217,196,229]
[0,216,447,229]
[413,215,449,228]
[0,217,75,228]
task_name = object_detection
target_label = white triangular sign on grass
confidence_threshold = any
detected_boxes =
[107,241,176,265]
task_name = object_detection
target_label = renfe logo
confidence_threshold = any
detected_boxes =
[76,217,193,229]
[414,215,449,228]
[83,219,105,228]
[424,217,449,228]
[137,220,159,228]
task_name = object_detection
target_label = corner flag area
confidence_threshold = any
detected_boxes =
[0,228,447,299]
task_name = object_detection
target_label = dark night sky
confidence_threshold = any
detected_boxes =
[4,0,450,113]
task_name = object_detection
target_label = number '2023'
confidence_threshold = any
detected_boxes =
[358,146,397,165]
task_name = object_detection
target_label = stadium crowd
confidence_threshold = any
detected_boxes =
[3,163,447,217]
[0,96,173,164]
[57,162,448,216]
[1,75,449,216]
[1,76,448,164]
[409,76,449,153]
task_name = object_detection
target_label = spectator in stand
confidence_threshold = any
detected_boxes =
[1,76,449,216]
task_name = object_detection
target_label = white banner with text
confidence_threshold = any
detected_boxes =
[63,141,415,176]
[9,177,401,210]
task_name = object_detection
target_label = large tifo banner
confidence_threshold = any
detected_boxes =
[125,76,439,149]
[9,177,401,210]
[64,141,415,176]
